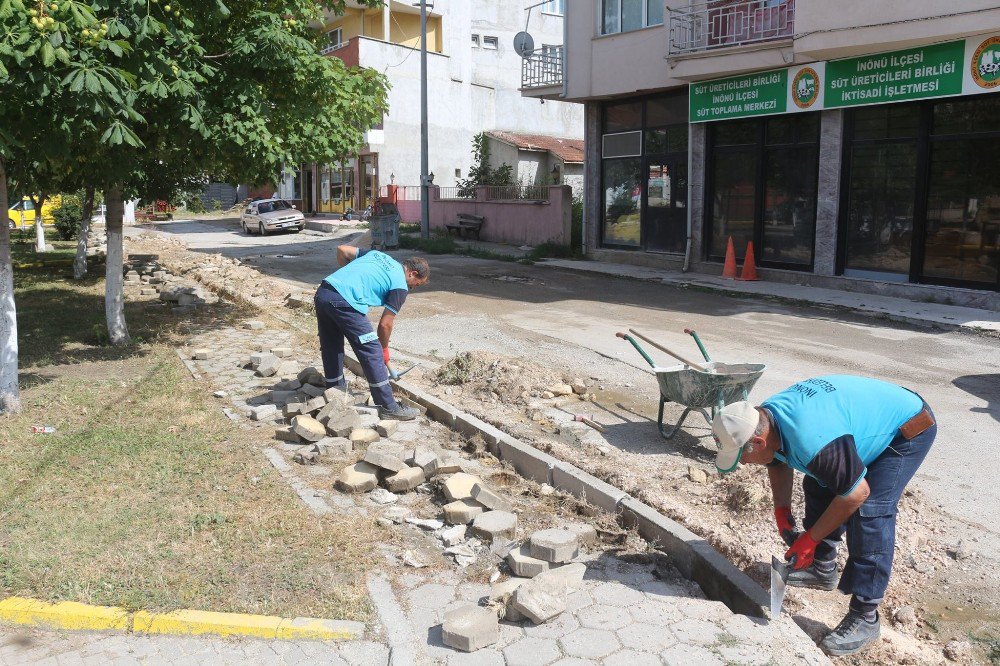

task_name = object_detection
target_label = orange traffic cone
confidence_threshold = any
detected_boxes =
[739,241,760,281]
[722,236,738,279]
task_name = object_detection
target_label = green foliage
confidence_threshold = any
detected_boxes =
[571,194,583,250]
[182,192,206,214]
[209,199,222,213]
[52,193,84,241]
[456,133,515,197]
[399,232,457,254]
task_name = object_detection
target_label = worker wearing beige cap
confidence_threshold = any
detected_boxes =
[712,375,936,657]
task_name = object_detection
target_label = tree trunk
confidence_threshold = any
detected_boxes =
[32,194,46,252]
[104,185,130,346]
[0,158,22,413]
[74,186,95,280]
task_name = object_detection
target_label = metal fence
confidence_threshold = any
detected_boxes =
[668,0,795,55]
[437,187,476,201]
[486,185,549,201]
[521,45,564,89]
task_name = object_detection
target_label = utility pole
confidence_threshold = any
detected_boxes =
[419,0,430,239]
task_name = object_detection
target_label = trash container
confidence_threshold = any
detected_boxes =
[370,202,401,250]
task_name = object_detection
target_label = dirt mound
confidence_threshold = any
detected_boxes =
[432,351,553,406]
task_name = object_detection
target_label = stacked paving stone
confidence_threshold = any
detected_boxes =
[86,226,107,258]
[122,254,217,312]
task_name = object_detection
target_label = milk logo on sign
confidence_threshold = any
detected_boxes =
[791,67,820,109]
[972,36,1000,88]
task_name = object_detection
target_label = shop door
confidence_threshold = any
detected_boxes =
[303,168,314,214]
[360,154,378,210]
[642,158,687,253]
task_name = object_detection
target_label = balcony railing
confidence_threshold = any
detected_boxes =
[668,0,795,55]
[521,45,564,89]
[320,41,346,55]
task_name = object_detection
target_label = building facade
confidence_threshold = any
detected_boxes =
[522,0,1000,306]
[278,0,583,219]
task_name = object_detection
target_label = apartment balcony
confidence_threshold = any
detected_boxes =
[521,45,563,94]
[668,0,794,56]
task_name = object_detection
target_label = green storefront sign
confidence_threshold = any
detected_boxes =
[690,35,1000,122]
[689,69,787,122]
[825,40,964,107]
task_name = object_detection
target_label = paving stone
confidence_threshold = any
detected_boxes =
[511,575,567,625]
[565,589,594,613]
[276,361,300,377]
[627,600,683,626]
[304,395,327,413]
[441,472,483,501]
[447,651,506,666]
[471,510,517,543]
[717,644,771,665]
[521,610,579,640]
[507,545,558,578]
[385,466,425,492]
[271,346,293,358]
[440,524,468,547]
[274,379,302,391]
[615,622,678,653]
[576,603,630,631]
[660,643,725,665]
[407,447,441,475]
[563,523,598,548]
[589,582,645,608]
[437,458,465,475]
[335,461,380,493]
[363,449,407,472]
[284,399,307,417]
[673,599,730,623]
[324,385,353,405]
[534,563,586,595]
[638,579,690,600]
[375,419,398,438]
[300,383,325,398]
[550,659,598,666]
[314,437,352,457]
[256,354,282,377]
[250,404,278,421]
[325,411,361,438]
[350,428,381,448]
[192,349,210,360]
[407,583,456,611]
[275,426,302,443]
[529,529,580,563]
[368,488,398,505]
[669,618,722,646]
[439,498,483,526]
[243,320,265,330]
[271,389,296,405]
[292,449,319,465]
[502,636,562,666]
[468,483,513,514]
[558,628,620,660]
[291,415,326,442]
[298,366,325,387]
[441,604,499,652]
[603,649,662,666]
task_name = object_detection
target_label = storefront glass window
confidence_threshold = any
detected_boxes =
[844,143,917,275]
[602,159,642,246]
[278,167,301,200]
[707,114,818,267]
[604,101,642,133]
[932,97,1000,135]
[762,146,817,265]
[924,137,1000,285]
[852,104,920,141]
[710,147,756,260]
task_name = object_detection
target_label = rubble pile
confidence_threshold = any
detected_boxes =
[123,254,218,313]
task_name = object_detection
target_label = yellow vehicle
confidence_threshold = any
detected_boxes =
[7,195,60,229]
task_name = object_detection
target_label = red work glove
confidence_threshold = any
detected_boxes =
[382,346,390,365]
[785,531,820,570]
[774,506,797,547]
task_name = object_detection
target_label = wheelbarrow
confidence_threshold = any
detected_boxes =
[617,328,766,439]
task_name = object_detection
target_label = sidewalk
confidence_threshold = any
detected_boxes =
[538,259,1000,334]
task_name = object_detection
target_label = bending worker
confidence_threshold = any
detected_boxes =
[712,375,935,657]
[313,245,430,421]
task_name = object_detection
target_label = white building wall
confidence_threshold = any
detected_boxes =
[360,0,583,189]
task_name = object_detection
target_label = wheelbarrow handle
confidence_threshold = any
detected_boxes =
[616,331,657,369]
[629,329,709,372]
[684,328,712,363]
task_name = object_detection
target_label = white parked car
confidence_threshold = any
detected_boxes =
[240,198,305,235]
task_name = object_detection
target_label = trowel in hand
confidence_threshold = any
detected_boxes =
[770,555,794,621]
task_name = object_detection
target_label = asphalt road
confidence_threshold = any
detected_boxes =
[143,218,1000,557]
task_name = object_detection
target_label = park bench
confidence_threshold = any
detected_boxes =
[444,213,485,240]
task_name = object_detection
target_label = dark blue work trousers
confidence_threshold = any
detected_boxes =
[313,283,396,409]
[804,403,936,609]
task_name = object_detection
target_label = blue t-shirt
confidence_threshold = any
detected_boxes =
[323,249,408,315]
[762,375,923,496]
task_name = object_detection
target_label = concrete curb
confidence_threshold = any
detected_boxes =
[381,374,770,618]
[0,597,364,641]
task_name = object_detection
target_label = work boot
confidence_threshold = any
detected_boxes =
[786,563,838,591]
[379,403,420,421]
[820,610,880,656]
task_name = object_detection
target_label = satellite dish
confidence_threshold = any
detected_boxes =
[513,31,535,58]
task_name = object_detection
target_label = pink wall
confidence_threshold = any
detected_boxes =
[428,185,572,246]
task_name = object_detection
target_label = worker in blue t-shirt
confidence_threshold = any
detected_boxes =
[313,245,430,420]
[712,376,936,657]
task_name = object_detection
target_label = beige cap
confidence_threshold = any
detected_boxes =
[712,401,760,473]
